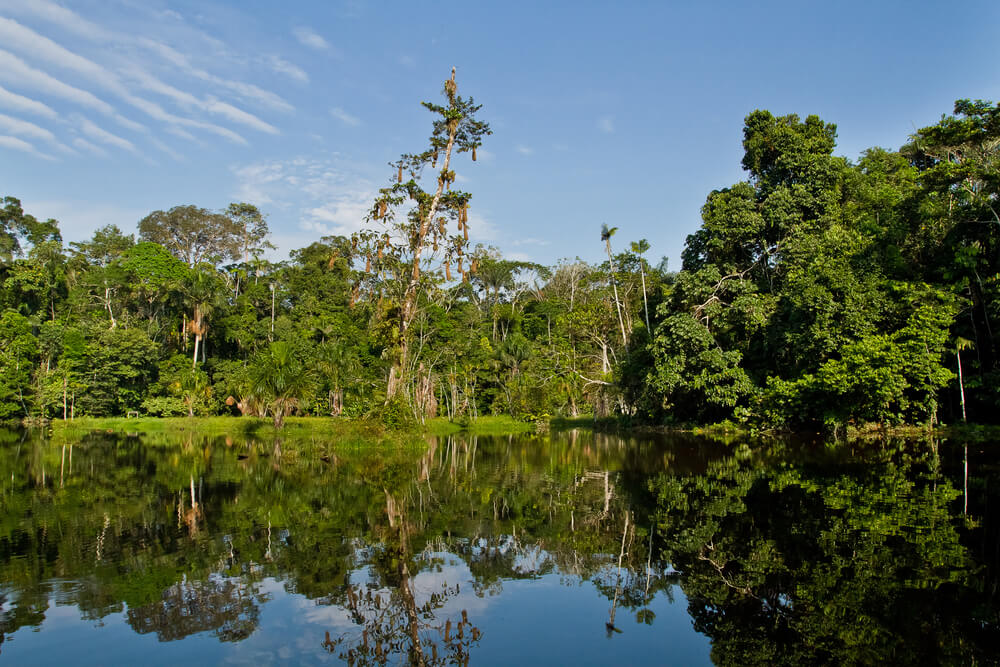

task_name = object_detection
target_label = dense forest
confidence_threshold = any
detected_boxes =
[2,92,999,430]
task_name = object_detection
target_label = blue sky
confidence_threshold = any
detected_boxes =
[1,0,998,269]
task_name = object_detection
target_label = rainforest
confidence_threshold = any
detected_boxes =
[3,94,1000,433]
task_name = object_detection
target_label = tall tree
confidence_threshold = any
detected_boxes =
[601,224,628,347]
[138,205,239,268]
[630,239,652,332]
[354,68,491,402]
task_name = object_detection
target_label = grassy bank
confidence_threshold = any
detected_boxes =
[47,414,538,440]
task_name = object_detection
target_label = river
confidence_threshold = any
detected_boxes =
[0,426,996,665]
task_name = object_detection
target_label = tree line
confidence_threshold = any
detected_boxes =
[2,81,998,429]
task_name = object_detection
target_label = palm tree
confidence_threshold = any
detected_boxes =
[629,239,651,332]
[250,342,315,428]
[183,264,225,369]
[601,224,628,347]
[316,339,359,416]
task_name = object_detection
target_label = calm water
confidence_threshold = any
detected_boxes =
[0,427,997,665]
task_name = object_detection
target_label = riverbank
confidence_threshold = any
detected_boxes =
[44,414,536,440]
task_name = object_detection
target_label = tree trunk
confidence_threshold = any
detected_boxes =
[605,241,627,347]
[957,348,967,422]
[640,263,650,332]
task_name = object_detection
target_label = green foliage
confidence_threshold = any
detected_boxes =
[249,342,316,428]
[0,310,38,419]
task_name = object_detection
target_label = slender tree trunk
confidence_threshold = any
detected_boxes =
[957,348,967,422]
[640,263,650,332]
[605,241,627,347]
[105,286,116,330]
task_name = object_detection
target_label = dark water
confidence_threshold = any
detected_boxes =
[0,427,997,665]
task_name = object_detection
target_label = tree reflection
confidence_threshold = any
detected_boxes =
[651,441,1000,665]
[127,577,264,642]
[0,427,996,664]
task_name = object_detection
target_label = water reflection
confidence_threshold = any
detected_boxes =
[0,426,997,665]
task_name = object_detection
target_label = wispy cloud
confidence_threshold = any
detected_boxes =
[205,98,279,134]
[150,137,184,161]
[232,158,376,237]
[0,134,55,160]
[136,39,294,113]
[156,9,184,22]
[1,0,292,114]
[0,112,74,154]
[330,107,361,127]
[598,116,615,133]
[0,0,116,42]
[72,136,108,158]
[0,17,120,90]
[0,49,115,115]
[0,0,295,158]
[231,161,289,204]
[264,55,308,83]
[515,144,534,156]
[77,117,138,154]
[293,27,329,50]
[0,84,59,120]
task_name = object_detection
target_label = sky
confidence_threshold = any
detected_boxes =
[1,0,998,269]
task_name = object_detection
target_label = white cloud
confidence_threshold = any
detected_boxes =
[302,195,371,235]
[0,17,120,90]
[231,161,288,204]
[72,137,108,157]
[120,91,247,144]
[0,1,293,155]
[78,117,137,154]
[122,66,198,107]
[515,144,534,155]
[399,54,416,68]
[0,0,116,42]
[137,39,294,113]
[465,211,498,242]
[150,137,184,161]
[232,158,377,241]
[264,55,308,83]
[330,107,361,127]
[165,125,198,142]
[0,134,55,160]
[0,17,248,140]
[0,84,59,120]
[0,49,115,115]
[205,98,279,134]
[293,27,329,50]
[156,9,184,22]
[0,0,292,114]
[598,116,615,133]
[0,113,56,143]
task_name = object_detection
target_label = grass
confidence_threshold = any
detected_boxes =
[424,415,536,436]
[47,414,538,440]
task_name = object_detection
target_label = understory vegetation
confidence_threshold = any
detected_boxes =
[3,84,999,431]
